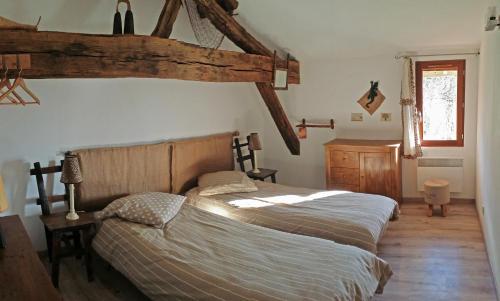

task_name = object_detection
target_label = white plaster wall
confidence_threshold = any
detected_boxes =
[261,55,479,200]
[0,1,267,250]
[476,30,500,295]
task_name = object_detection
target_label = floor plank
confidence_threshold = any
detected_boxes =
[373,202,497,301]
[44,201,497,300]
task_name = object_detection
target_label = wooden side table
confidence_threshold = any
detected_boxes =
[247,168,278,183]
[40,212,96,288]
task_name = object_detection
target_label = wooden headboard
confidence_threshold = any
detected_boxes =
[171,132,235,194]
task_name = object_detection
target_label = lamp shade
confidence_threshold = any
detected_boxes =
[60,154,83,184]
[0,176,8,213]
[248,133,262,151]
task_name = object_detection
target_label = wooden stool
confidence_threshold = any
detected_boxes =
[424,179,450,217]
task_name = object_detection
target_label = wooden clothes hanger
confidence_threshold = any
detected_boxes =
[0,69,19,105]
[0,69,40,105]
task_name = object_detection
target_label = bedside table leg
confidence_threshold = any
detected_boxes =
[45,226,53,262]
[271,174,276,184]
[83,227,94,282]
[51,231,62,288]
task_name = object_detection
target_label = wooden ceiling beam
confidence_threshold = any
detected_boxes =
[152,0,182,38]
[255,82,300,155]
[193,0,301,155]
[0,30,300,84]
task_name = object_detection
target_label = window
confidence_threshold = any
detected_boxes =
[416,60,465,147]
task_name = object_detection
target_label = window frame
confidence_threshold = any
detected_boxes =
[415,59,466,147]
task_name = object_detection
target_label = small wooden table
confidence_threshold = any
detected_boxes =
[40,212,96,288]
[247,168,278,183]
[0,215,62,301]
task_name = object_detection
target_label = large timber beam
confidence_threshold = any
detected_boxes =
[193,0,301,155]
[0,30,299,83]
[152,0,182,38]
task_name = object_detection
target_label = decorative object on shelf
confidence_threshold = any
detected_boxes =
[357,81,385,115]
[0,54,40,106]
[0,175,9,248]
[185,0,225,49]
[0,15,40,31]
[485,15,497,31]
[485,7,497,31]
[113,0,134,35]
[272,51,290,90]
[296,118,335,139]
[60,154,83,221]
[248,133,262,174]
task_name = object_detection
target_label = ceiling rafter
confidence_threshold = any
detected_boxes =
[192,0,301,155]
[152,0,182,38]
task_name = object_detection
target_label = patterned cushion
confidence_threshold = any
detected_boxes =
[198,171,258,196]
[95,192,186,228]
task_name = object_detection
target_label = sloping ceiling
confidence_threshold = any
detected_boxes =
[236,0,492,60]
[4,0,490,60]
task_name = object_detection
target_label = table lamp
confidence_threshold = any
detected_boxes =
[248,133,262,174]
[60,154,83,221]
[0,175,9,248]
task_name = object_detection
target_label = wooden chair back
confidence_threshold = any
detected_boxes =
[30,161,68,216]
[233,135,255,172]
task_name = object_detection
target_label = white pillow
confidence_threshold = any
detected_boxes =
[95,192,185,228]
[198,171,258,196]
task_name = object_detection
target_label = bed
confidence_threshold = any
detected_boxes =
[93,203,392,301]
[69,132,393,301]
[167,132,398,253]
[186,181,398,253]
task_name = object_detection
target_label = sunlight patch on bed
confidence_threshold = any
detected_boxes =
[228,199,274,208]
[228,190,350,208]
[206,205,230,217]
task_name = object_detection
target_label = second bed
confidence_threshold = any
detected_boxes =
[187,180,399,253]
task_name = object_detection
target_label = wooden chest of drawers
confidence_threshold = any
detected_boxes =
[324,139,402,203]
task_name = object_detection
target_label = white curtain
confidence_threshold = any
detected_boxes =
[400,58,423,158]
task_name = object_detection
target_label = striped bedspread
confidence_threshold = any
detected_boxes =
[186,181,399,253]
[93,205,392,301]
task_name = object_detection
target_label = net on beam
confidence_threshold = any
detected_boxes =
[184,0,225,49]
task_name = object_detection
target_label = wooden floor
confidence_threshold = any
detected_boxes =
[373,201,497,301]
[46,201,498,301]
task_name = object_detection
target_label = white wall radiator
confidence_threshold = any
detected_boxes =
[417,158,464,193]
